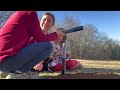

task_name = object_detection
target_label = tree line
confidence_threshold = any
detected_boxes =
[52,16,120,60]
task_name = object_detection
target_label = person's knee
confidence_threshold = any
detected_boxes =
[46,42,53,51]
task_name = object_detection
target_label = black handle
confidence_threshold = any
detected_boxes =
[62,26,83,34]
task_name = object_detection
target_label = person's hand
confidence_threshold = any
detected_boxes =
[56,51,63,56]
[56,29,65,37]
[33,61,44,71]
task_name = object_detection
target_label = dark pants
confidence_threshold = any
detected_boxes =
[0,42,53,73]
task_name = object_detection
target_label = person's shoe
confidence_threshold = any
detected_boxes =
[0,71,9,78]
[5,71,42,79]
[75,62,83,69]
[72,62,83,70]
[5,73,26,79]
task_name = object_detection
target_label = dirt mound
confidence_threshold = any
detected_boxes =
[48,72,120,79]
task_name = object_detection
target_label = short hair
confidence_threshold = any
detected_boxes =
[42,12,55,26]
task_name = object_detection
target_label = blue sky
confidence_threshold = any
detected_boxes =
[38,11,120,41]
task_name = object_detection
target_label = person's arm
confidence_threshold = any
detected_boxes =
[29,11,58,42]
[66,50,71,58]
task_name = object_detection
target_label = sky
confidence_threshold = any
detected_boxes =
[38,11,120,41]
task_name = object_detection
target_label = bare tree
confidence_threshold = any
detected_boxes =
[61,16,82,58]
[59,15,120,60]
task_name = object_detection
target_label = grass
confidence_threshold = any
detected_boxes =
[80,59,120,69]
[1,59,120,79]
[39,59,120,77]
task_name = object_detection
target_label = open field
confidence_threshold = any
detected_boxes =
[77,59,120,74]
[39,59,120,79]
[1,59,120,79]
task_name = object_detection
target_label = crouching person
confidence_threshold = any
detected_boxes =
[0,12,65,79]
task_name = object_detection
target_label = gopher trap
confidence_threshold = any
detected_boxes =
[61,26,84,75]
